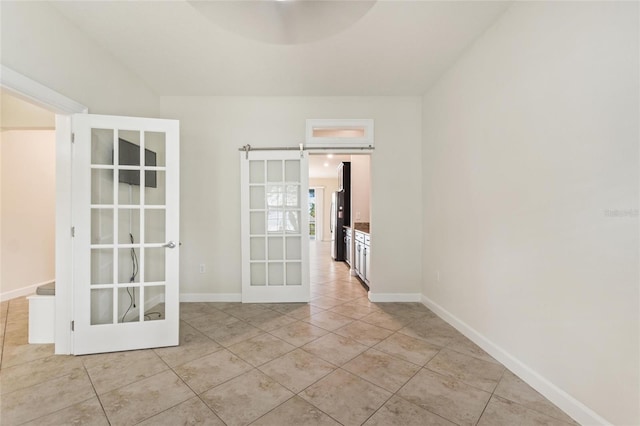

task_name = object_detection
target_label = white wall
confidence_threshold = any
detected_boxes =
[421,2,639,425]
[1,130,56,298]
[1,91,55,130]
[0,1,159,117]
[309,177,338,242]
[160,96,422,299]
[350,155,371,224]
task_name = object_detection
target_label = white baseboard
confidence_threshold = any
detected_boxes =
[368,292,422,302]
[1,279,54,302]
[180,293,242,302]
[421,295,610,426]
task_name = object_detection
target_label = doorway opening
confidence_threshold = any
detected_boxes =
[0,68,87,355]
[308,153,371,298]
[1,90,57,303]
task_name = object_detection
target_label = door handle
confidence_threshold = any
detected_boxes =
[163,241,177,249]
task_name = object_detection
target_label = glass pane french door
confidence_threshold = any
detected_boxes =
[241,151,310,302]
[72,114,179,355]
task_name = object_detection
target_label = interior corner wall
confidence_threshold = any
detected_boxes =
[0,1,159,117]
[421,2,639,425]
[309,177,339,242]
[159,96,422,298]
[350,155,371,223]
[1,130,56,297]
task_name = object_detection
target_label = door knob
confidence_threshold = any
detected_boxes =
[163,241,177,249]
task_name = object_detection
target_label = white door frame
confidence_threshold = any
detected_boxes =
[1,65,88,354]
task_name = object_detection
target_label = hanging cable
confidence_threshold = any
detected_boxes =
[121,232,139,323]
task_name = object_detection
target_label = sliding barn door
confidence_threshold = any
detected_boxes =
[240,150,310,302]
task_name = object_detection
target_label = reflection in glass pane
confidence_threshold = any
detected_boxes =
[144,286,165,322]
[268,263,284,286]
[118,130,140,151]
[250,186,265,209]
[251,263,266,286]
[118,167,140,187]
[145,248,166,282]
[145,171,165,205]
[268,237,283,260]
[285,185,299,207]
[285,211,300,233]
[118,209,140,245]
[250,237,265,260]
[145,132,166,167]
[286,237,301,260]
[266,185,283,207]
[249,161,264,184]
[118,248,140,284]
[267,160,282,182]
[91,128,114,165]
[91,209,113,244]
[91,249,113,285]
[91,169,114,205]
[145,209,165,243]
[267,210,283,233]
[250,212,266,235]
[91,288,113,325]
[118,180,140,205]
[116,133,142,195]
[118,287,140,323]
[285,160,300,182]
[286,263,302,286]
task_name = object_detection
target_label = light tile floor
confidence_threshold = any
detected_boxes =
[0,243,579,425]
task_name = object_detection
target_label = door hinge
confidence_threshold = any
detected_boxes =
[71,133,75,143]
[71,226,75,237]
[71,320,75,331]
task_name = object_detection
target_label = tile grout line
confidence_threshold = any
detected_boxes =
[473,367,508,426]
[358,356,424,426]
[180,272,357,425]
[132,349,223,425]
[80,361,112,426]
[8,363,104,426]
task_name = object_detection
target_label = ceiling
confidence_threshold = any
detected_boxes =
[50,0,511,96]
[309,154,352,179]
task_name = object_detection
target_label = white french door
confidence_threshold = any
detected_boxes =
[241,150,310,303]
[72,114,179,355]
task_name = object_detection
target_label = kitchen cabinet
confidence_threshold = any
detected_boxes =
[353,230,370,286]
[364,234,371,284]
[354,231,363,277]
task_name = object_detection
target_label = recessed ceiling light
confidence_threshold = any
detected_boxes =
[327,154,334,159]
[323,162,329,167]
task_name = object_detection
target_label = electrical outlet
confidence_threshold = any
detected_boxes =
[356,211,361,220]
[199,264,206,273]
